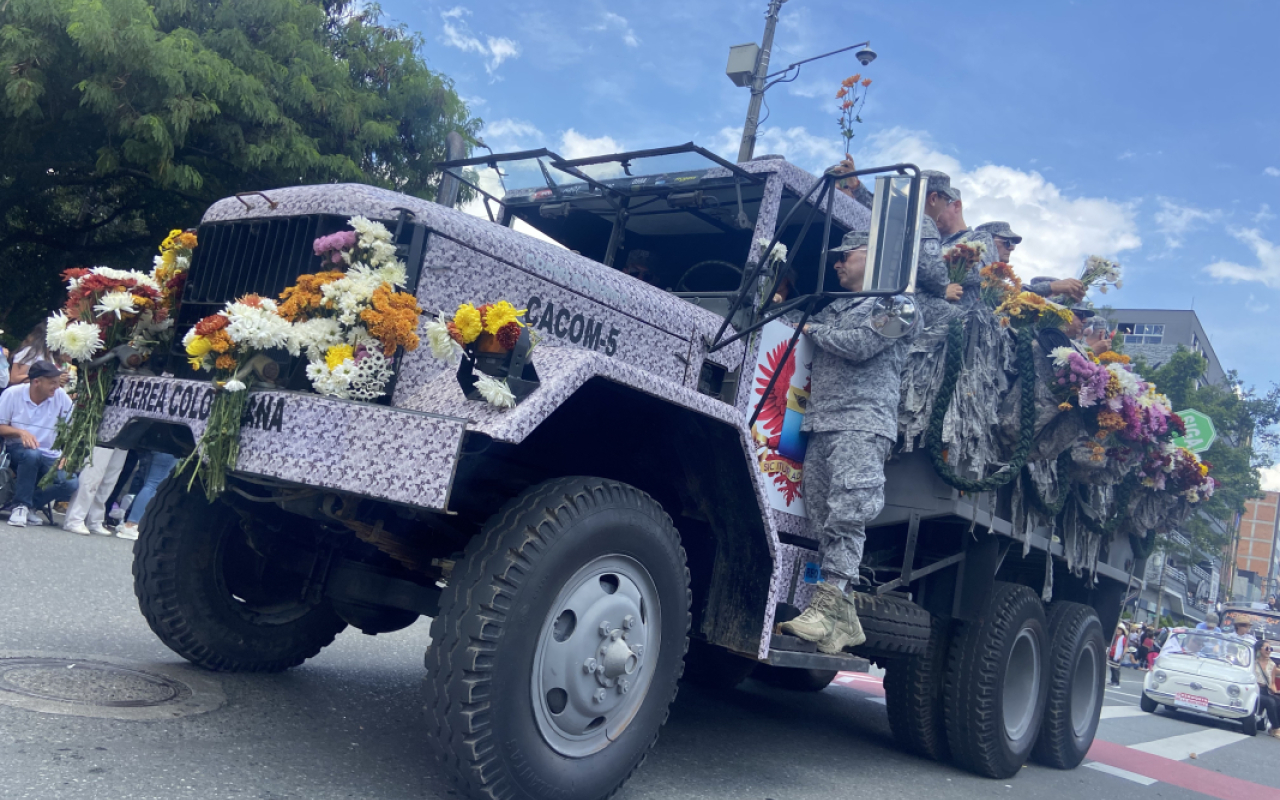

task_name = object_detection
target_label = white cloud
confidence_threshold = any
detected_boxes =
[1254,203,1276,224]
[858,127,1141,281]
[558,129,626,178]
[1264,167,1280,178]
[439,8,519,76]
[479,118,543,152]
[710,125,845,175]
[1153,198,1221,249]
[1260,463,1280,492]
[1246,293,1271,314]
[591,11,640,47]
[1206,228,1280,288]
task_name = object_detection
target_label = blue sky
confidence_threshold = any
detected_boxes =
[382,1,1280,400]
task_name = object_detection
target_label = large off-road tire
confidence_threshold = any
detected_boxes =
[424,477,690,800]
[944,582,1049,779]
[884,617,952,761]
[850,592,931,660]
[1031,603,1105,769]
[132,476,347,672]
[682,639,757,691]
[752,664,839,692]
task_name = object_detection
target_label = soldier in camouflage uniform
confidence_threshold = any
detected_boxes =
[973,221,1085,302]
[778,230,915,653]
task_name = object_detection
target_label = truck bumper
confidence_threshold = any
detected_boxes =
[101,375,467,511]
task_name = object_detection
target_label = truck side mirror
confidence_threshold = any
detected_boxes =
[862,174,927,295]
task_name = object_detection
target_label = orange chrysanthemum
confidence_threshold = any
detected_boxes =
[278,270,345,321]
[861,78,872,87]
[1098,351,1131,365]
[215,354,237,371]
[360,284,422,355]
[207,329,233,354]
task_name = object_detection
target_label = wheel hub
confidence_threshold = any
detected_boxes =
[532,555,660,758]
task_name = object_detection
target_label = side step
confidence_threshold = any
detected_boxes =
[763,634,870,672]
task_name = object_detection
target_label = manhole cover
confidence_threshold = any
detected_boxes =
[0,652,224,721]
[0,658,190,707]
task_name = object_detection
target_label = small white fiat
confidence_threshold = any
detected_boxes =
[1141,630,1261,736]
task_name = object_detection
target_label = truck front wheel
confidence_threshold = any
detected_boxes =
[132,476,347,672]
[424,477,690,800]
[944,582,1049,779]
[1031,602,1105,769]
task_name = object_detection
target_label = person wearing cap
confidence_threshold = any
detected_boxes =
[917,170,1002,308]
[0,360,79,527]
[1196,611,1223,633]
[828,156,950,301]
[973,221,1087,302]
[777,230,915,654]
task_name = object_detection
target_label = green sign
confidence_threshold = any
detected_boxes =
[1171,408,1216,453]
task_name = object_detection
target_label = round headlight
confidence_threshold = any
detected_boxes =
[1154,670,1167,683]
[1227,684,1241,698]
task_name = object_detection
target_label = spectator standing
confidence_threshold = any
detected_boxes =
[8,321,56,386]
[1107,625,1127,686]
[1255,641,1280,738]
[114,451,178,540]
[1136,627,1153,670]
[62,447,128,536]
[0,361,79,527]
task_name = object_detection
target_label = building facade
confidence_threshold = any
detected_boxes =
[1101,308,1226,386]
[1232,491,1280,602]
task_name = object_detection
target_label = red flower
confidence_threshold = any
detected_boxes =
[496,321,521,350]
[194,314,229,336]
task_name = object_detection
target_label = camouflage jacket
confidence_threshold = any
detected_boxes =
[849,182,948,298]
[802,296,915,438]
[941,227,999,310]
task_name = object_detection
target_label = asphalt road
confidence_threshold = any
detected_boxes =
[2,522,1278,800]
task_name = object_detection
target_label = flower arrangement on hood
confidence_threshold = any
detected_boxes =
[425,300,528,408]
[1048,346,1213,500]
[278,217,422,401]
[179,294,292,499]
[40,265,167,479]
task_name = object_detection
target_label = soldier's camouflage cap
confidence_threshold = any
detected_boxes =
[920,170,961,203]
[975,221,1023,244]
[829,230,870,253]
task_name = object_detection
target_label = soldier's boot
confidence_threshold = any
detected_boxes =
[779,582,843,642]
[817,591,867,654]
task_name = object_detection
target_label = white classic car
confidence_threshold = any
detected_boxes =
[1141,630,1262,736]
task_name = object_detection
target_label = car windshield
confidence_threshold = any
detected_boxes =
[1164,632,1253,667]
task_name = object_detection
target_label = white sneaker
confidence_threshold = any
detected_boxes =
[116,523,139,541]
[63,521,92,536]
[88,523,115,536]
[7,506,28,527]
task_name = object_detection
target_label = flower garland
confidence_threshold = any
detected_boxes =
[426,300,528,408]
[278,217,422,401]
[180,296,292,499]
[42,266,166,478]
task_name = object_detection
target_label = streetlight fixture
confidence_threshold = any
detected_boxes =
[727,0,876,162]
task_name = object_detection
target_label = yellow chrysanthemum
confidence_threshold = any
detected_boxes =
[482,300,525,334]
[186,336,212,358]
[453,303,483,344]
[188,356,204,370]
[325,343,354,371]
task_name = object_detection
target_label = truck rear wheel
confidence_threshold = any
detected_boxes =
[944,582,1049,779]
[132,476,347,672]
[424,477,690,800]
[884,617,952,761]
[1032,603,1105,769]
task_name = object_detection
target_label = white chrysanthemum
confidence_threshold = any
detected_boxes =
[757,238,787,265]
[175,255,190,271]
[1107,363,1140,397]
[94,290,139,320]
[368,239,398,267]
[475,373,516,409]
[224,302,290,351]
[83,266,161,293]
[223,379,247,392]
[153,255,166,271]
[59,321,104,360]
[426,313,463,364]
[46,313,69,351]
[287,317,344,359]
[307,358,351,399]
[1050,346,1075,368]
[350,216,393,245]
[347,350,394,401]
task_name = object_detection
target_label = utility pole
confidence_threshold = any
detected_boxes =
[738,0,786,163]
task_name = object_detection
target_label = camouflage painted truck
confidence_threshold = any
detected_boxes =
[101,145,1142,799]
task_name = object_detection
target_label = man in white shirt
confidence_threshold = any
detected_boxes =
[0,360,79,527]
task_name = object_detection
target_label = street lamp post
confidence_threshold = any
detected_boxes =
[729,1,877,163]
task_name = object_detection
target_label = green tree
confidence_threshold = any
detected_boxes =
[0,0,478,344]
[1135,346,1280,553]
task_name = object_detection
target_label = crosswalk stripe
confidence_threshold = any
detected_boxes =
[1128,728,1247,761]
[1098,706,1149,720]
[1082,762,1158,785]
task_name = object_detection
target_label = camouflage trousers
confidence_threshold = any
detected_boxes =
[802,430,892,583]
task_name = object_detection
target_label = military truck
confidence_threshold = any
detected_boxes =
[101,144,1134,800]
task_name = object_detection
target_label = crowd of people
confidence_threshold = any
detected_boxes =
[0,322,177,538]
